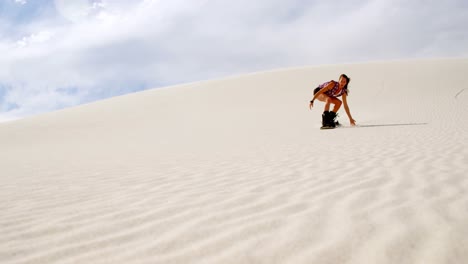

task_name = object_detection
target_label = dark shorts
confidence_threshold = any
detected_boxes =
[313,87,321,95]
[314,87,340,99]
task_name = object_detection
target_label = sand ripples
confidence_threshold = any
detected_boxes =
[2,59,468,263]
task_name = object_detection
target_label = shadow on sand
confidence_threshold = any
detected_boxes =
[355,123,428,128]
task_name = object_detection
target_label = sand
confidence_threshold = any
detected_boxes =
[1,58,468,263]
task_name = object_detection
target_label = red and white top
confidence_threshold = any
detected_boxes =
[319,80,348,98]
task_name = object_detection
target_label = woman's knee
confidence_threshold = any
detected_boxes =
[317,94,327,102]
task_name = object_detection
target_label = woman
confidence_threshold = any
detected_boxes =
[309,74,356,128]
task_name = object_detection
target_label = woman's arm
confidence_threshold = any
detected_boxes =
[342,93,356,125]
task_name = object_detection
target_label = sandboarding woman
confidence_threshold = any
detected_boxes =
[309,74,356,128]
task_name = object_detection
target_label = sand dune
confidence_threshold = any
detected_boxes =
[1,58,468,263]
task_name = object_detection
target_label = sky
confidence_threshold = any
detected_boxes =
[1,0,468,121]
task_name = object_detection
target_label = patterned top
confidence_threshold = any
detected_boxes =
[318,80,347,98]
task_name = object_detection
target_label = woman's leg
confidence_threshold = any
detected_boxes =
[316,94,332,126]
[316,94,331,111]
[322,97,342,127]
[326,97,342,112]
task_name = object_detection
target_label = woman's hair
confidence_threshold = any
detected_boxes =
[340,74,350,94]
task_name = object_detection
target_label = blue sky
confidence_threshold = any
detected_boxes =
[1,0,468,121]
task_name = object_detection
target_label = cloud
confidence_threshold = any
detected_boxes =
[1,0,468,121]
[16,30,54,47]
[14,0,27,5]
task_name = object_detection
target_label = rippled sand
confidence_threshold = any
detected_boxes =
[1,58,468,264]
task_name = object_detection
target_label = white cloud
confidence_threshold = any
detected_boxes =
[16,31,54,47]
[1,0,468,121]
[14,0,27,5]
[54,0,98,22]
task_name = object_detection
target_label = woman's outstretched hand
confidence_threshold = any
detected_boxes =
[350,118,356,126]
[309,101,314,110]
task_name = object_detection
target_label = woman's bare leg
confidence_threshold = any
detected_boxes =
[326,97,342,112]
[316,94,331,111]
